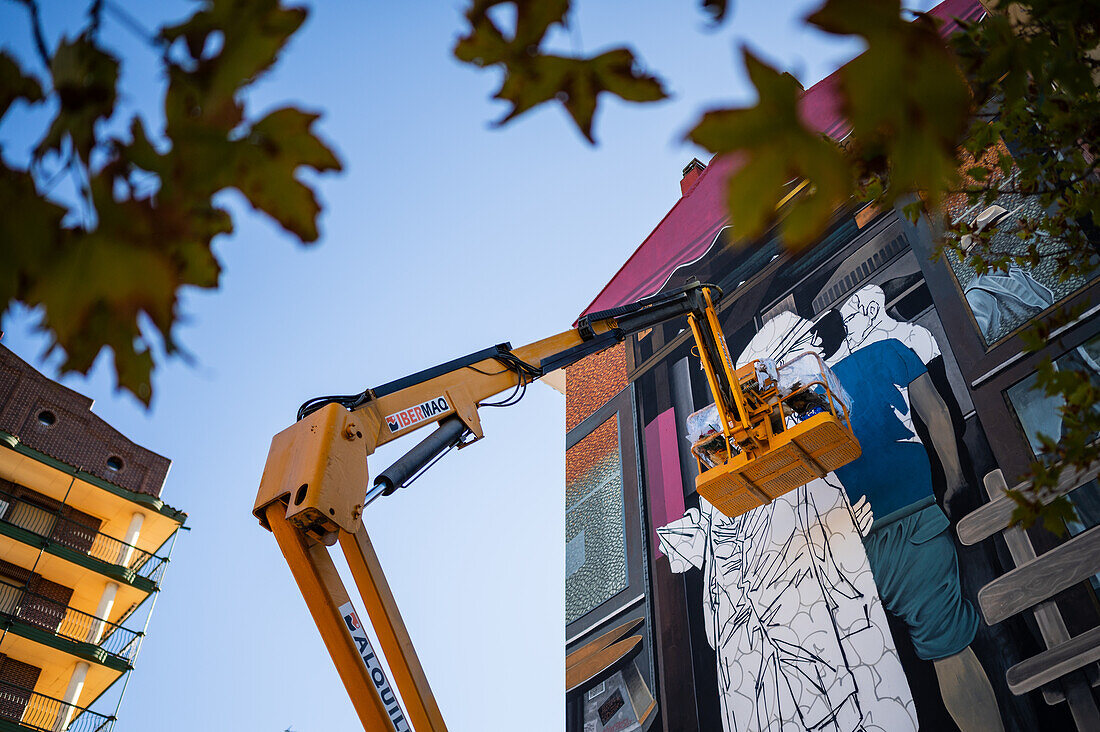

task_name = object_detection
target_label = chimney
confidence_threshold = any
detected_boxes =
[680,157,707,196]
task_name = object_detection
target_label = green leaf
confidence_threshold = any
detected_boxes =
[456,0,571,63]
[902,200,923,223]
[1005,487,1040,529]
[0,51,43,119]
[454,1,667,143]
[490,49,666,143]
[232,107,343,242]
[700,0,731,24]
[28,231,177,401]
[808,0,970,205]
[688,50,851,247]
[965,165,989,182]
[1040,496,1078,537]
[36,36,119,162]
[0,162,65,307]
[160,0,307,107]
[1,0,340,405]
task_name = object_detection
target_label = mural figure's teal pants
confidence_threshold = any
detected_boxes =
[864,499,980,661]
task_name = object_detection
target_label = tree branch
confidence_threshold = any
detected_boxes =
[102,1,161,48]
[87,0,104,37]
[18,0,51,71]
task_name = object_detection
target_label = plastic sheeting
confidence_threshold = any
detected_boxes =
[766,352,854,417]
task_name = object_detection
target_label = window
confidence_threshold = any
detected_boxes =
[566,415,627,625]
[943,192,1099,347]
[1005,331,1100,458]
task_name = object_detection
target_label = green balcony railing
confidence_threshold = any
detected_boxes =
[0,680,113,732]
[0,486,167,584]
[0,579,142,666]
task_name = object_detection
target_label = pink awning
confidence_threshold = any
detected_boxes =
[578,0,984,319]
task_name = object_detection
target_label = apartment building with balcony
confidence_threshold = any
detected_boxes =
[0,345,186,732]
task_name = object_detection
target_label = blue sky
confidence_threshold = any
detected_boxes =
[0,2,933,729]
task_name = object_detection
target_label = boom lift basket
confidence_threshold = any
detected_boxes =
[691,351,861,519]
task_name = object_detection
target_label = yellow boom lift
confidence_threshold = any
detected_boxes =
[252,281,859,731]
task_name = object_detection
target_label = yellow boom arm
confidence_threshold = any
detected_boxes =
[252,281,739,731]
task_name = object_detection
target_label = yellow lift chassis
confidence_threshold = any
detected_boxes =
[252,281,859,730]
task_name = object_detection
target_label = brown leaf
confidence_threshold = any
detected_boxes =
[232,107,343,242]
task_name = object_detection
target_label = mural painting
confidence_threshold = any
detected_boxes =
[944,187,1098,347]
[657,473,916,732]
[565,7,1100,721]
[657,277,1010,731]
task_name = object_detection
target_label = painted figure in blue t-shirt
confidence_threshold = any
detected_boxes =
[832,339,943,519]
[823,285,1003,732]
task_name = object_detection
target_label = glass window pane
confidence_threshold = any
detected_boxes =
[566,415,627,626]
[1006,332,1100,457]
[944,190,1098,345]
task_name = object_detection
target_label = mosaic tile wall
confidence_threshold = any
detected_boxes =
[565,342,627,432]
[566,416,627,626]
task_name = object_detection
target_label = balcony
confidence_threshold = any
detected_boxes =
[0,580,141,669]
[0,486,167,588]
[0,681,113,732]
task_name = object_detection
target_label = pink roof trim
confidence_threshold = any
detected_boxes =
[578,0,984,319]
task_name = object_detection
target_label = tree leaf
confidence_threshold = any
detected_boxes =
[495,49,666,142]
[700,0,731,24]
[231,107,342,242]
[1,0,339,405]
[0,51,43,119]
[0,162,65,307]
[160,0,307,107]
[454,1,667,143]
[688,50,851,247]
[1040,496,1078,537]
[455,0,571,64]
[808,0,970,205]
[36,36,119,162]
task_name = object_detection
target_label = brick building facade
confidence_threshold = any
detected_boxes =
[564,2,1100,730]
[0,345,186,732]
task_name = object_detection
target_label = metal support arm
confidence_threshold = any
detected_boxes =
[252,280,736,731]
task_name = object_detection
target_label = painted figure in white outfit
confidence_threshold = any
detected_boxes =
[657,311,917,732]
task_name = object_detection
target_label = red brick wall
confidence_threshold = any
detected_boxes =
[943,139,1014,221]
[0,559,74,634]
[0,345,171,498]
[0,654,42,720]
[565,417,619,489]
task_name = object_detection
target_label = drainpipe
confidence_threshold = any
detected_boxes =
[52,661,89,732]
